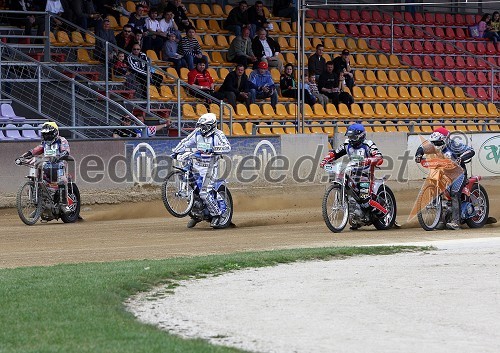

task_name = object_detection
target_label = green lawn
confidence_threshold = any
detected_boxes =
[0,246,430,353]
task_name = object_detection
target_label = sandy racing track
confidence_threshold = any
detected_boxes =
[1,180,499,269]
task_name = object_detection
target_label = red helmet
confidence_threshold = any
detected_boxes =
[429,127,449,148]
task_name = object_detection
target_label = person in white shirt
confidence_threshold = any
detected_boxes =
[159,9,181,41]
[143,8,165,56]
[251,28,283,72]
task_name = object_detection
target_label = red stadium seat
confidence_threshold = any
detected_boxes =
[393,11,403,24]
[339,9,350,21]
[401,55,412,66]
[455,27,467,40]
[413,40,424,53]
[371,10,383,23]
[381,25,391,38]
[466,42,477,54]
[350,9,361,22]
[434,56,445,69]
[404,12,414,23]
[466,56,477,69]
[445,27,456,40]
[360,10,372,22]
[403,26,414,38]
[465,14,476,25]
[371,39,382,51]
[444,43,456,54]
[423,41,435,53]
[317,9,329,21]
[444,71,456,84]
[435,27,446,39]
[434,71,445,83]
[486,42,497,55]
[455,56,466,69]
[401,40,413,53]
[476,87,488,100]
[370,24,382,37]
[455,14,465,25]
[477,72,488,85]
[328,9,338,21]
[348,24,360,36]
[423,27,434,39]
[414,12,425,24]
[466,87,478,99]
[456,71,468,85]
[455,41,465,53]
[445,13,455,24]
[412,55,424,68]
[422,55,434,69]
[382,12,392,23]
[414,27,425,39]
[424,12,435,24]
[434,41,445,54]
[392,40,402,53]
[306,9,316,19]
[337,23,348,35]
[487,88,500,101]
[477,57,489,69]
[393,26,403,38]
[435,13,445,25]
[487,56,497,66]
[445,56,455,69]
[476,42,487,55]
[360,24,371,37]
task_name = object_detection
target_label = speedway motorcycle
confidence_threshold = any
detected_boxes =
[416,157,490,230]
[322,156,397,233]
[15,156,81,225]
[161,152,233,229]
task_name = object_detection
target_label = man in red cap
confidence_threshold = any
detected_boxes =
[248,61,278,107]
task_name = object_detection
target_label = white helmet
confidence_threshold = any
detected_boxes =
[429,127,450,150]
[196,113,217,137]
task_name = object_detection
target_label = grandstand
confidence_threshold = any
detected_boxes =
[0,0,498,139]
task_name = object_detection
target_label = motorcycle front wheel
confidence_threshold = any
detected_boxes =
[373,185,397,230]
[16,181,42,226]
[417,184,442,231]
[162,170,194,217]
[322,184,349,233]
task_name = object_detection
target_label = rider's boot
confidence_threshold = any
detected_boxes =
[187,217,200,228]
[446,197,461,230]
[59,184,71,214]
[210,215,221,228]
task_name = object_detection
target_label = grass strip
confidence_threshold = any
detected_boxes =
[0,245,431,353]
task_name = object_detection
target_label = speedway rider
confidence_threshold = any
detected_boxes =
[414,127,475,230]
[171,113,231,228]
[320,123,387,226]
[20,122,72,214]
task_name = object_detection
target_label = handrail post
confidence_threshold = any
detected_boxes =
[491,67,494,103]
[390,18,394,55]
[44,13,51,62]
[105,42,109,124]
[37,65,42,112]
[71,80,76,139]
[177,79,181,137]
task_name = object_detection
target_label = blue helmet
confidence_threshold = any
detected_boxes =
[346,123,366,148]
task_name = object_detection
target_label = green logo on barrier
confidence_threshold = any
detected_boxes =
[478,136,500,174]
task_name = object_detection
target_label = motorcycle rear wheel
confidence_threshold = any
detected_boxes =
[466,184,489,228]
[61,183,81,223]
[322,184,349,233]
[417,185,442,231]
[162,170,194,217]
[373,186,397,230]
[17,181,42,226]
[212,186,233,229]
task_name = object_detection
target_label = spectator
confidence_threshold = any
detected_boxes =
[187,58,225,100]
[318,60,339,105]
[333,49,354,90]
[337,70,354,108]
[178,27,208,70]
[218,64,253,109]
[478,13,500,43]
[45,0,73,31]
[165,0,192,32]
[280,63,315,105]
[163,32,186,72]
[272,0,297,24]
[252,28,283,72]
[224,1,250,37]
[94,18,118,63]
[113,52,130,77]
[9,0,45,39]
[491,11,500,32]
[133,29,145,48]
[71,0,101,30]
[113,115,140,138]
[143,8,165,55]
[227,27,257,68]
[135,112,170,137]
[115,24,135,52]
[248,61,278,108]
[159,9,181,41]
[156,0,171,17]
[308,44,326,79]
[127,4,148,32]
[127,44,164,97]
[247,0,271,35]
[307,74,329,108]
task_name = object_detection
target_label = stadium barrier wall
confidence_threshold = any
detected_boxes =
[1,133,498,200]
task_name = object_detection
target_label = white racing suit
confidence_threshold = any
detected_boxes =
[172,128,231,217]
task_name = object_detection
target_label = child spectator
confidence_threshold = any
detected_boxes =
[113,52,130,77]
[163,32,185,72]
[307,74,329,108]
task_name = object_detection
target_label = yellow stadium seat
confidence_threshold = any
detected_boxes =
[358,38,375,52]
[77,48,99,64]
[149,86,169,101]
[272,104,290,120]
[432,87,445,101]
[372,121,386,132]
[375,86,389,100]
[454,103,467,118]
[212,4,226,18]
[488,120,500,131]
[249,104,263,119]
[355,54,367,67]
[232,122,246,136]
[313,104,328,119]
[374,103,387,119]
[352,86,365,100]
[420,103,434,119]
[363,86,377,101]
[362,103,375,118]
[349,103,365,119]
[322,122,335,137]
[387,70,400,84]
[409,103,422,119]
[196,103,209,116]
[106,16,120,30]
[464,119,479,132]
[257,122,274,135]
[326,103,339,117]
[326,23,343,36]
[454,86,474,101]
[270,122,285,135]
[410,86,423,101]
[365,54,378,69]
[376,70,389,84]
[71,31,91,46]
[421,87,434,100]
[410,70,423,84]
[354,70,366,84]
[284,122,297,134]
[431,103,445,118]
[188,4,200,16]
[487,103,499,117]
[386,103,399,119]
[335,38,347,51]
[399,70,412,85]
[314,22,326,36]
[222,122,230,135]
[261,103,276,119]
[245,122,255,135]
[337,103,351,119]
[389,54,407,68]
[125,1,136,13]
[421,70,439,84]
[160,86,174,99]
[443,103,456,119]
[216,35,230,48]
[278,37,289,50]
[378,54,390,68]
[444,87,457,101]
[465,103,479,118]
[234,104,250,120]
[346,38,358,52]
[280,22,293,34]
[398,86,411,101]
[182,104,197,119]
[397,103,410,120]
[179,67,189,81]
[304,22,315,35]
[364,70,377,84]
[310,121,325,133]
[476,103,491,118]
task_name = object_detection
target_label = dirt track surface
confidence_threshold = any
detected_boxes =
[1,182,499,269]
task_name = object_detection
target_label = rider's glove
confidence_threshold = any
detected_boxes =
[193,151,202,158]
[455,157,461,166]
[363,157,383,166]
[320,151,335,168]
[414,154,423,163]
[21,151,32,158]
[170,153,178,160]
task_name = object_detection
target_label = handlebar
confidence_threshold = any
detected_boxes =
[419,158,459,170]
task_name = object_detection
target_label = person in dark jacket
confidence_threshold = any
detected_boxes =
[332,49,354,91]
[272,0,297,23]
[252,28,283,72]
[94,18,117,62]
[280,63,315,105]
[224,0,249,37]
[318,61,340,105]
[127,3,147,32]
[115,24,135,52]
[218,64,253,109]
[247,0,270,36]
[128,44,164,97]
[308,44,326,79]
[165,0,192,32]
[71,0,101,30]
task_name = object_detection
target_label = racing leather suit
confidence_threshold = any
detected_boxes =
[172,128,231,217]
[415,140,475,224]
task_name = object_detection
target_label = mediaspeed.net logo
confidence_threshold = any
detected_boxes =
[478,135,500,174]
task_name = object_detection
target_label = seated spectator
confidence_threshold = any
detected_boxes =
[143,8,165,56]
[127,4,148,32]
[272,0,297,24]
[9,0,45,39]
[113,52,130,77]
[337,70,354,108]
[333,49,354,91]
[318,61,339,105]
[218,64,253,109]
[227,27,257,68]
[166,0,192,32]
[163,32,186,72]
[159,9,181,41]
[116,24,135,52]
[135,112,170,137]
[491,11,500,32]
[308,44,326,80]
[187,58,225,101]
[127,44,164,97]
[280,63,315,105]
[224,1,250,37]
[113,115,140,138]
[94,19,118,63]
[307,74,329,108]
[133,29,145,48]
[178,27,209,70]
[252,28,283,72]
[71,0,101,31]
[247,0,271,36]
[479,13,500,43]
[248,61,278,108]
